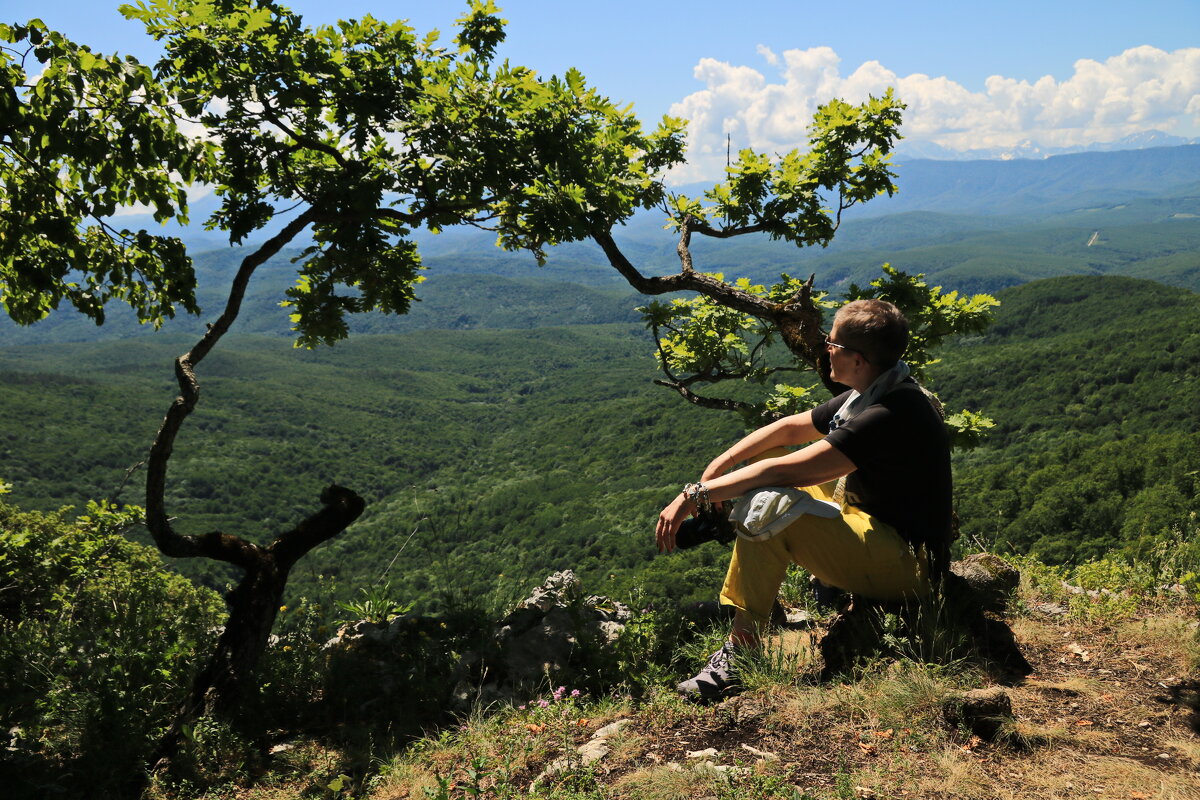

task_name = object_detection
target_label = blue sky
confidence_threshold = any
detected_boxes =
[7,0,1199,177]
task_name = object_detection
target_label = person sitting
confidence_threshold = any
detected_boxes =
[655,298,952,700]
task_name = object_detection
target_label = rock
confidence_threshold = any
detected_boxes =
[1032,601,1068,616]
[819,554,1032,681]
[949,553,1020,612]
[492,571,632,690]
[740,743,779,760]
[592,719,629,739]
[536,718,630,782]
[576,719,629,764]
[322,570,636,715]
[784,609,816,626]
[576,738,610,764]
[519,569,582,612]
[942,687,1014,740]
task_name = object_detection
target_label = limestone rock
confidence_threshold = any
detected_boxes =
[949,553,1020,612]
[535,718,630,782]
[322,570,635,714]
[492,570,631,690]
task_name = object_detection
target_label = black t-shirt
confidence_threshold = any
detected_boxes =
[810,380,952,553]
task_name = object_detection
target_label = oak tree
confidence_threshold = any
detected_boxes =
[2,0,682,749]
[1,0,995,759]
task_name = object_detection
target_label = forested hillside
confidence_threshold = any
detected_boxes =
[938,276,1200,563]
[0,321,744,605]
[2,274,1196,610]
[2,146,1196,605]
[4,146,1198,350]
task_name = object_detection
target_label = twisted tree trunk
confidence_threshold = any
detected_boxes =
[144,210,366,764]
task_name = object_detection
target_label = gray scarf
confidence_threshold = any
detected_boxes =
[828,360,911,432]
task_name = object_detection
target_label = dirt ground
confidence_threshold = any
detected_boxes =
[526,609,1200,800]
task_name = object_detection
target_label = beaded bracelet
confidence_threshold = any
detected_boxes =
[683,482,712,511]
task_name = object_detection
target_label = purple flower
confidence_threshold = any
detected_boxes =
[570,689,581,698]
[518,705,526,710]
[538,699,550,708]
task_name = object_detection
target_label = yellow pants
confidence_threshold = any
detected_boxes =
[719,478,932,626]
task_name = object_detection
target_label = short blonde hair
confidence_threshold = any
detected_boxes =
[833,299,908,367]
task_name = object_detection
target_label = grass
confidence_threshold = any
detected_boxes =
[359,554,1200,800]
[126,549,1200,800]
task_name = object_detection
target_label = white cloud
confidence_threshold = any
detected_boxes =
[668,45,1200,180]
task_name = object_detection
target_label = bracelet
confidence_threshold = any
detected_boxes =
[683,482,713,511]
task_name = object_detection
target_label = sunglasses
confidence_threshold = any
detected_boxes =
[824,337,869,363]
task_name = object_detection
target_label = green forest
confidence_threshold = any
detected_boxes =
[3,272,1198,611]
[5,266,1198,798]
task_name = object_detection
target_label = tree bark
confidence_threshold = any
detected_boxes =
[592,229,845,395]
[139,208,369,768]
[154,485,364,765]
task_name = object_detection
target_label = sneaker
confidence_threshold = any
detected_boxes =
[676,642,740,701]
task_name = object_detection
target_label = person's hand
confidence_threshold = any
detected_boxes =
[655,492,694,553]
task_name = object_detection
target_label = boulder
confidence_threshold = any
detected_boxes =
[818,553,1033,681]
[493,570,631,689]
[323,570,636,717]
[949,553,1020,613]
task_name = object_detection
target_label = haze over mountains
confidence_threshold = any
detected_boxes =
[893,129,1198,161]
[4,144,1197,345]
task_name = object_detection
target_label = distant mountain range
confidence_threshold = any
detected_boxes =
[5,144,1197,345]
[893,129,1198,161]
[106,144,1200,253]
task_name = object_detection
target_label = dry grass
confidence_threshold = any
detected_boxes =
[1007,615,1066,651]
[922,749,998,799]
[1116,616,1200,668]
[609,764,721,800]
[602,727,650,770]
[1164,736,1200,769]
[363,600,1200,800]
[994,750,1200,800]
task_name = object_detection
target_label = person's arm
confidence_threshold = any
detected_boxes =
[656,439,855,552]
[699,411,822,483]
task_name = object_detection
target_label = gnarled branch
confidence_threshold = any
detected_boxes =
[145,207,321,559]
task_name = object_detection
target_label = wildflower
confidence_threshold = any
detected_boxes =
[553,685,566,700]
[279,605,287,612]
[538,700,550,708]
[570,689,581,698]
[518,705,526,711]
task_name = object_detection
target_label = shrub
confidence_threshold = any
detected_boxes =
[0,498,223,797]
